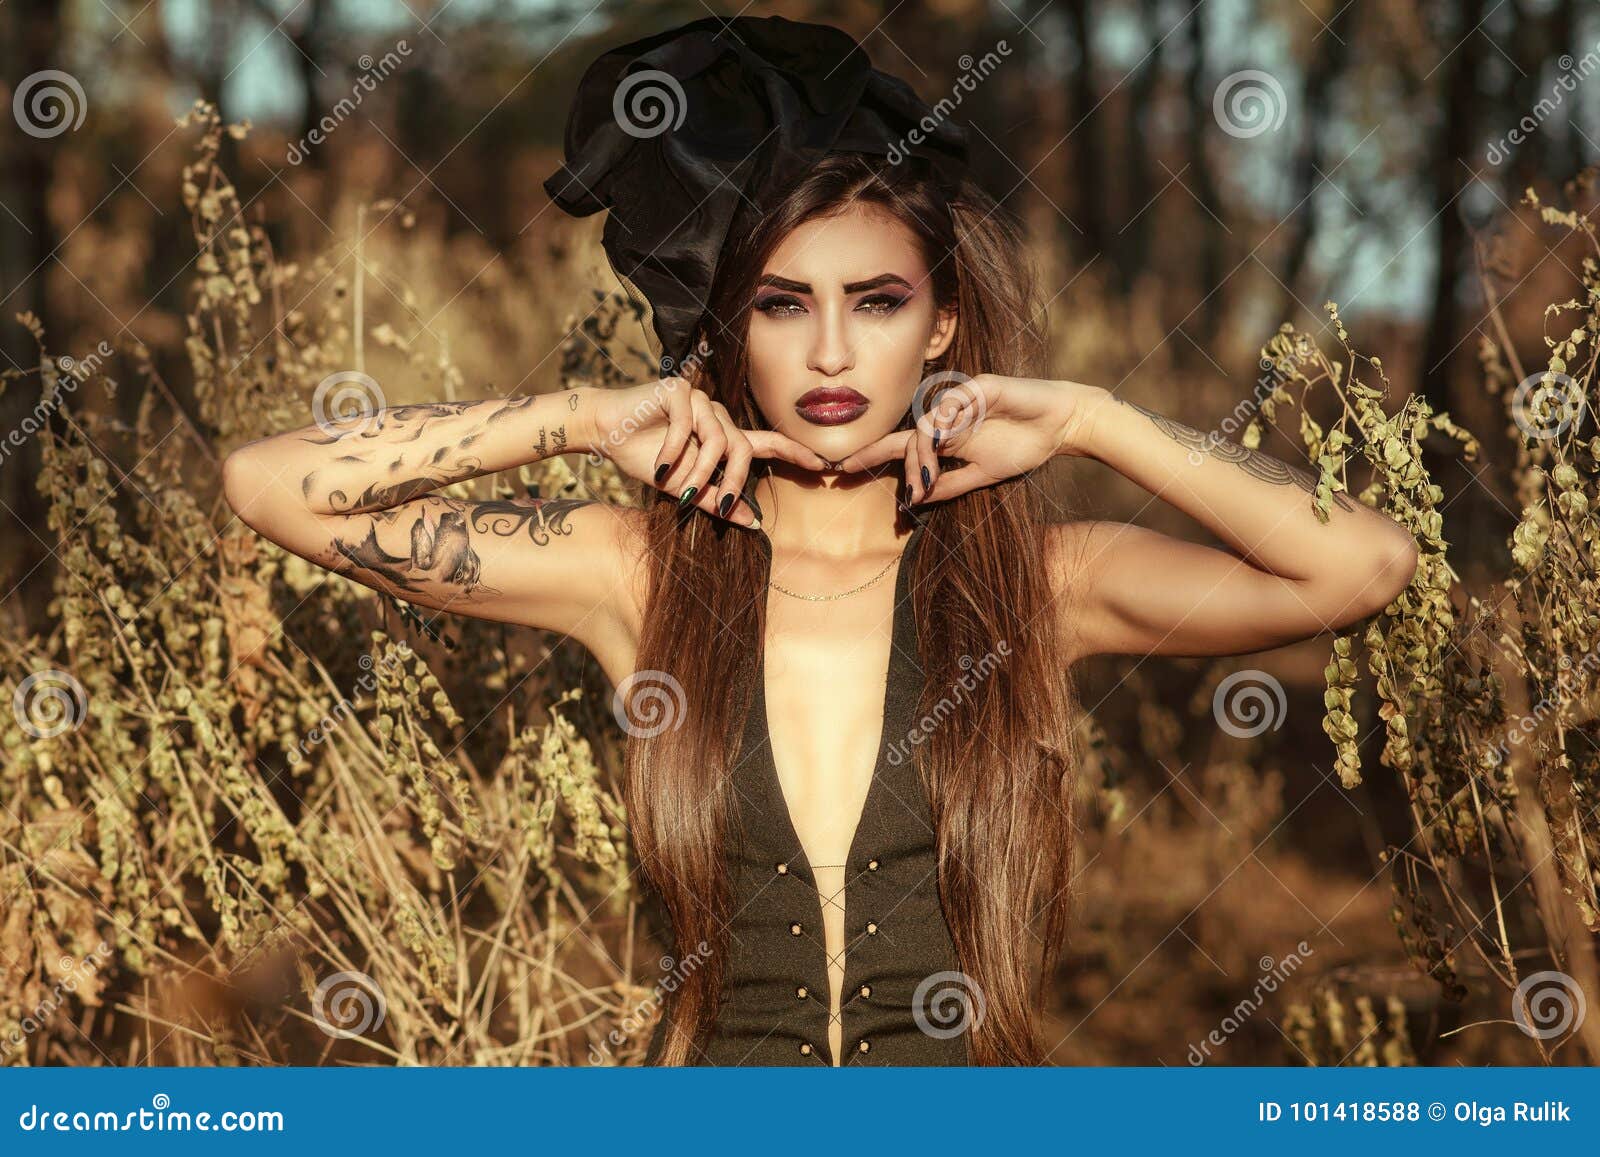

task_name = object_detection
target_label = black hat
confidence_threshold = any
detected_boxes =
[543,15,970,371]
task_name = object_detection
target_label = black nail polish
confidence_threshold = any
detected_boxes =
[744,491,764,521]
[718,492,735,518]
[932,428,941,450]
[920,464,931,490]
[654,462,670,484]
[679,485,698,507]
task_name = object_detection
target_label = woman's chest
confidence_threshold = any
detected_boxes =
[759,598,897,866]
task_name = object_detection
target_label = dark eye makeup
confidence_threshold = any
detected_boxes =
[752,291,911,317]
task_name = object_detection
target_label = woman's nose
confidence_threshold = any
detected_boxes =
[806,308,855,377]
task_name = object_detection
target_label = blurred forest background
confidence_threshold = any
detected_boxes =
[2,0,1599,1067]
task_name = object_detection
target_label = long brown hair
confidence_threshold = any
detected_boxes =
[623,153,1080,1065]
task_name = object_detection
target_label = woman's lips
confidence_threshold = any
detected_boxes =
[795,387,869,426]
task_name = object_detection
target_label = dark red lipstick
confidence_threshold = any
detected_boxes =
[795,386,869,426]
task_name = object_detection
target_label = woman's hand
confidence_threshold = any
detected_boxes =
[588,376,828,525]
[835,374,1108,503]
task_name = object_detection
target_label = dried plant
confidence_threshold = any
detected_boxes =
[3,105,1596,1069]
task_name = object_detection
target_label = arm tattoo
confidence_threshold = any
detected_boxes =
[324,494,599,602]
[1120,399,1356,513]
[301,397,568,513]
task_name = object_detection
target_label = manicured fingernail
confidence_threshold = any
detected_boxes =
[654,461,670,484]
[718,492,735,518]
[744,491,764,521]
[932,429,941,449]
[679,485,698,507]
[920,464,931,490]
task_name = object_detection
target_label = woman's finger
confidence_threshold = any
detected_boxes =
[919,461,991,504]
[835,429,913,473]
[652,377,697,488]
[746,429,830,471]
[911,408,940,502]
[677,390,728,510]
[902,433,923,503]
[712,405,757,525]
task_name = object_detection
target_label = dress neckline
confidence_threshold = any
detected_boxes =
[747,519,925,883]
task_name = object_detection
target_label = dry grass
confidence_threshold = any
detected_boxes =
[2,106,1596,1067]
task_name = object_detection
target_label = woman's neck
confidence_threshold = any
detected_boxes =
[753,463,907,559]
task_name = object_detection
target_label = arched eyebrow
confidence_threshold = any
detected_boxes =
[754,273,915,295]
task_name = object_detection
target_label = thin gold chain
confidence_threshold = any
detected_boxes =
[768,548,906,602]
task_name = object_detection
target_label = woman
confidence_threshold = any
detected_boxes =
[223,16,1418,1067]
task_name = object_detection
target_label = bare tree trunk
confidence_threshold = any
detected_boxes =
[1419,0,1486,418]
[1183,1,1224,347]
[1120,0,1166,296]
[1060,0,1109,278]
[0,0,66,609]
[1275,0,1360,328]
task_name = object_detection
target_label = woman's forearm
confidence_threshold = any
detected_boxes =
[228,387,599,517]
[1064,385,1415,585]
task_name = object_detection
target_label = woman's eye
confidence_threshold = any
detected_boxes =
[857,294,908,315]
[755,296,805,317]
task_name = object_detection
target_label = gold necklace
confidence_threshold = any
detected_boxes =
[768,547,906,602]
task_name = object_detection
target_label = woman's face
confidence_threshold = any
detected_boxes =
[744,203,956,461]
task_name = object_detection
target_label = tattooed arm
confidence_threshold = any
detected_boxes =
[221,388,642,651]
[1048,388,1420,660]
